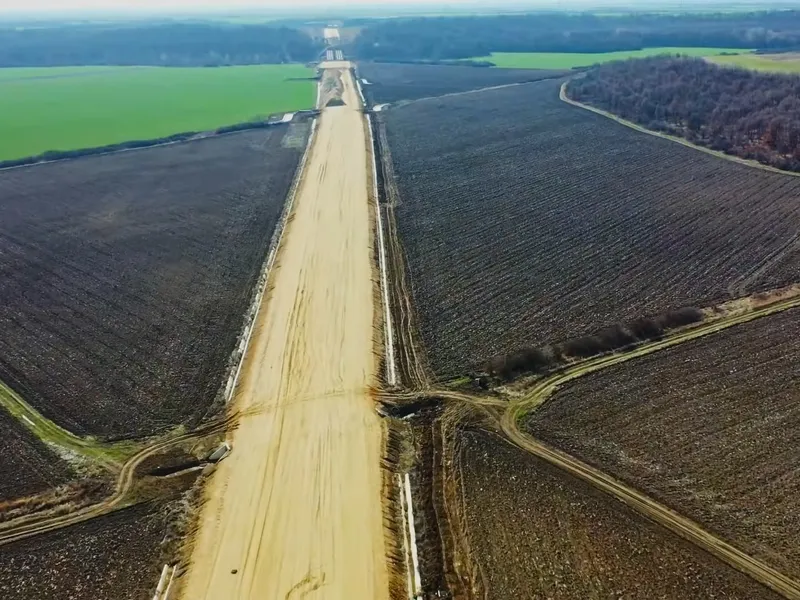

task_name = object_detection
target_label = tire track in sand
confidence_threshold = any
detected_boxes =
[180,64,389,599]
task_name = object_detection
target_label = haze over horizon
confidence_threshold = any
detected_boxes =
[0,0,779,16]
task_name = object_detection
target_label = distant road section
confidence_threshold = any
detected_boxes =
[180,64,389,599]
[324,27,341,43]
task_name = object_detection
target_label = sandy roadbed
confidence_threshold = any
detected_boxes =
[180,65,389,599]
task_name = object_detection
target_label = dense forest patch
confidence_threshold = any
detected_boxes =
[567,56,800,172]
[353,11,800,62]
[0,23,321,67]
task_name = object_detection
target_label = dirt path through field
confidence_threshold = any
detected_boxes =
[498,293,800,600]
[180,65,390,599]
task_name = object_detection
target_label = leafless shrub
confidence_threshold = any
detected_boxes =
[487,307,703,381]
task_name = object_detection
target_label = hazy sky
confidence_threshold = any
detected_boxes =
[2,0,335,10]
[0,0,690,15]
[1,0,494,12]
[0,0,769,15]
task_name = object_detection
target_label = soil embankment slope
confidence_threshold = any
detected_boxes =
[181,65,389,599]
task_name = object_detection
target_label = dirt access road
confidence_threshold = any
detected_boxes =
[498,292,800,599]
[181,64,390,599]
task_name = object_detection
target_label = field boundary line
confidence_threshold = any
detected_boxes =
[0,378,130,468]
[0,417,228,547]
[222,116,319,406]
[560,82,800,178]
[500,420,800,599]
[501,423,800,599]
[0,120,310,173]
[517,290,800,415]
[397,78,553,107]
[371,113,433,388]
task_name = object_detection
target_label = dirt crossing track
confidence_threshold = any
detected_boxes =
[527,308,800,581]
[181,65,389,599]
[457,429,781,600]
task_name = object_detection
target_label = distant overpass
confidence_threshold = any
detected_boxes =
[323,27,341,44]
[325,48,345,62]
[323,26,344,62]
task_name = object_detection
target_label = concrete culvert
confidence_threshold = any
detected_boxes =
[208,442,231,463]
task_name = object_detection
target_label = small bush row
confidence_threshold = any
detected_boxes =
[487,307,703,380]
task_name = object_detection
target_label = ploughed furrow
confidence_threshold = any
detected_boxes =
[380,78,800,377]
[456,428,783,600]
[0,127,306,438]
[527,307,800,583]
[357,62,567,105]
[494,296,800,599]
[500,427,800,600]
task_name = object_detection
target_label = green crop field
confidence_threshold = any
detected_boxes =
[0,64,316,161]
[0,67,122,81]
[710,53,800,73]
[472,48,751,70]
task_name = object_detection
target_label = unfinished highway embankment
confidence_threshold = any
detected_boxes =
[181,63,390,600]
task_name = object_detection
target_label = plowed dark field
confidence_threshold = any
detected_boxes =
[0,124,308,438]
[0,408,72,502]
[357,62,565,105]
[0,501,176,600]
[457,429,779,600]
[379,78,800,377]
[525,308,800,580]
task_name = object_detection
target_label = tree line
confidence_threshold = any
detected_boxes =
[567,56,800,172]
[9,11,800,68]
[487,307,704,382]
[0,23,322,67]
[351,11,800,62]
